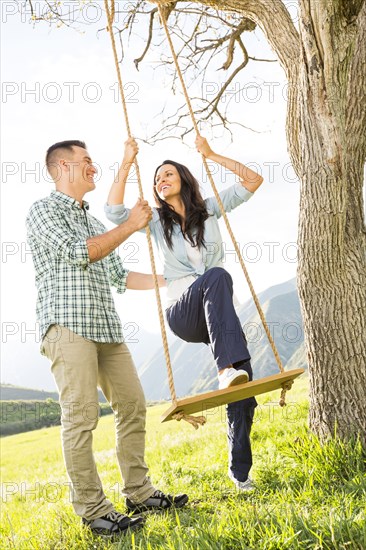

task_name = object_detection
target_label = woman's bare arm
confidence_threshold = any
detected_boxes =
[126,272,166,290]
[195,135,264,193]
[107,137,139,205]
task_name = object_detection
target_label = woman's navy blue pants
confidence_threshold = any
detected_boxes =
[166,267,257,482]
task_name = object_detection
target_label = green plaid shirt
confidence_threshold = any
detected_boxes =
[26,190,128,343]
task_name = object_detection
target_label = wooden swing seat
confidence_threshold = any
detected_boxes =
[161,368,304,422]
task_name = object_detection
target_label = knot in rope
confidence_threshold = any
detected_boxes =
[279,380,294,407]
[172,412,207,430]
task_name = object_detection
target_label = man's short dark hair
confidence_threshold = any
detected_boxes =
[46,140,87,171]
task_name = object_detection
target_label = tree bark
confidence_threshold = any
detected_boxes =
[156,0,366,443]
[295,0,366,444]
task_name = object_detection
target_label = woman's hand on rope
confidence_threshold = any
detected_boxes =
[195,135,265,193]
[195,135,214,159]
[123,137,139,164]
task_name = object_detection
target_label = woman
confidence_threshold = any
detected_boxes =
[105,136,264,491]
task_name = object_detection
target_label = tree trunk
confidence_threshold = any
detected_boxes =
[290,1,366,444]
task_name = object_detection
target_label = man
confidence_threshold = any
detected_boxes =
[26,140,188,538]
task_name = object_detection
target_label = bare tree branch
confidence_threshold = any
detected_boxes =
[123,3,265,141]
[220,18,254,70]
[134,8,158,69]
[202,39,249,120]
[23,0,292,143]
[155,0,300,78]
[248,56,277,62]
[24,0,86,28]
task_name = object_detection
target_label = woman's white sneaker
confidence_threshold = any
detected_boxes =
[218,368,249,390]
[234,477,255,492]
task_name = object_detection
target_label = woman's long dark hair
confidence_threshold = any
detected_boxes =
[153,160,209,250]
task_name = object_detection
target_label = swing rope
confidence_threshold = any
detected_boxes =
[104,0,206,428]
[155,4,290,405]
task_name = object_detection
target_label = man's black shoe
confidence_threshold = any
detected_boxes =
[126,489,189,514]
[82,509,145,537]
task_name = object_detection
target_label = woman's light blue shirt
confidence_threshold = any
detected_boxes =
[104,183,253,283]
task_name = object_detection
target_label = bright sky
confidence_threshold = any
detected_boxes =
[1,1,301,387]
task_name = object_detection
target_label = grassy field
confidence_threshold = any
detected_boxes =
[1,377,365,549]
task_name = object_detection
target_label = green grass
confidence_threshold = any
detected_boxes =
[1,377,365,549]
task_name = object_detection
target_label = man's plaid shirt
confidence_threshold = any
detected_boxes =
[26,190,128,343]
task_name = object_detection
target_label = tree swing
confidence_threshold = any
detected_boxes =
[104,0,304,429]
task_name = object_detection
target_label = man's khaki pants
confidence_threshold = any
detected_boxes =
[42,324,155,520]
